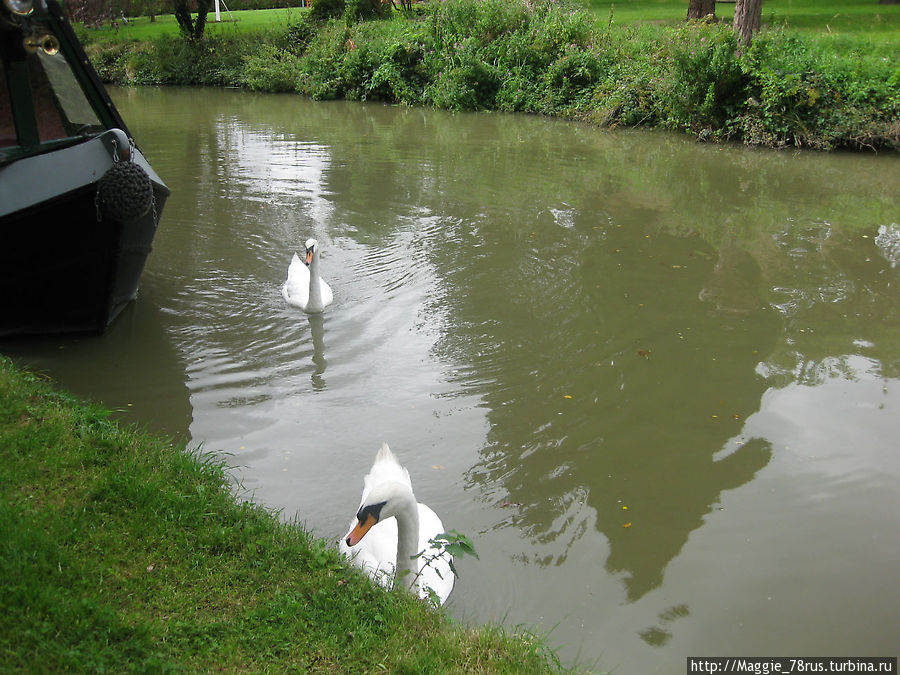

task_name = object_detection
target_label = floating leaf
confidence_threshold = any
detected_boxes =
[623,522,632,528]
[637,350,651,359]
[564,395,573,399]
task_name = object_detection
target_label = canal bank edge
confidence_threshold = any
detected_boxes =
[0,355,587,674]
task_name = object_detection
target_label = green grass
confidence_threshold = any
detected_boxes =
[589,0,899,43]
[78,7,308,42]
[0,355,583,674]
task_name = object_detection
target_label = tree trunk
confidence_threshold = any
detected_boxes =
[733,0,763,45]
[174,0,213,40]
[687,0,716,20]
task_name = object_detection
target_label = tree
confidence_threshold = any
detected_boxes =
[733,0,763,45]
[66,0,116,28]
[687,0,716,20]
[174,0,214,41]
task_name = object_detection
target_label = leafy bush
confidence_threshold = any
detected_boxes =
[343,0,390,23]
[296,19,350,99]
[541,46,605,113]
[495,65,539,112]
[309,0,345,22]
[242,44,303,91]
[428,38,501,110]
[739,30,900,149]
[658,24,746,135]
[367,30,435,105]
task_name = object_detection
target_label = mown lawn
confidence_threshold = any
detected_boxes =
[589,0,900,44]
[78,7,307,42]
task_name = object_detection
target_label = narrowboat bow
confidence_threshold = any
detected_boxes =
[0,0,169,335]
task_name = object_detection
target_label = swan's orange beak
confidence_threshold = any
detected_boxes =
[305,249,314,265]
[346,513,377,547]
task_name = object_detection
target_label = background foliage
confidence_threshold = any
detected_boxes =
[80,0,900,150]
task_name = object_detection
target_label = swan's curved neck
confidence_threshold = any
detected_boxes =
[307,254,324,308]
[393,493,421,592]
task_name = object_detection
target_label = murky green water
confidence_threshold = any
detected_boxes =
[4,87,899,673]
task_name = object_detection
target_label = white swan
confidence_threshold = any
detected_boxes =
[281,238,333,313]
[339,443,455,605]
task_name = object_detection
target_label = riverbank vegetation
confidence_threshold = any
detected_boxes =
[79,0,899,151]
[0,355,581,673]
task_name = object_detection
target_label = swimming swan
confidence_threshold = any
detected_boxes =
[281,238,333,313]
[339,443,454,605]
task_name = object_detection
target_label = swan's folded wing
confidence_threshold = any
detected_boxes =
[282,253,310,308]
[320,277,334,308]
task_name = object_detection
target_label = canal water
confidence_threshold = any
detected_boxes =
[4,86,899,673]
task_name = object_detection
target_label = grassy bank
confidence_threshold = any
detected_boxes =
[81,0,899,151]
[0,355,580,673]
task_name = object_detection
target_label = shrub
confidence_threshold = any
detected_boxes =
[343,0,390,23]
[739,30,900,149]
[529,0,596,55]
[495,65,539,112]
[541,45,605,113]
[296,19,351,99]
[241,44,303,91]
[285,16,316,54]
[428,38,500,110]
[657,24,747,136]
[309,0,345,22]
[367,33,435,105]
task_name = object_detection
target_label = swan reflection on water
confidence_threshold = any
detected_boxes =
[308,314,327,391]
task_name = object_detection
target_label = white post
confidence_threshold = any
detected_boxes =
[215,0,221,21]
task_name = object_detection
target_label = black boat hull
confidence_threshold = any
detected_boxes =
[0,180,168,336]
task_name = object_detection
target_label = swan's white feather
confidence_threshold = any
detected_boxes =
[281,246,333,312]
[339,444,455,604]
[281,253,311,308]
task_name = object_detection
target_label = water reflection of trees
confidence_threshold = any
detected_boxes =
[425,201,780,601]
